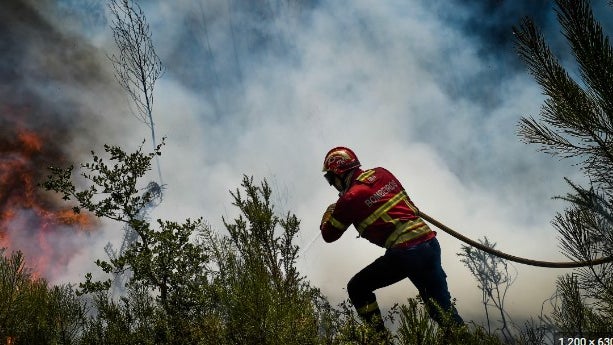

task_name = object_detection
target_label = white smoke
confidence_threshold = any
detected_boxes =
[16,0,612,324]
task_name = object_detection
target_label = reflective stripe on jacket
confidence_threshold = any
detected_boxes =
[320,167,435,248]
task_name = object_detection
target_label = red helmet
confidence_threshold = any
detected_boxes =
[322,147,361,175]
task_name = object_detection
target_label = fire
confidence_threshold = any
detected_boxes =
[1,109,97,280]
[18,130,42,152]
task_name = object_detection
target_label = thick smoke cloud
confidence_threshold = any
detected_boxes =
[3,0,611,323]
[0,0,134,280]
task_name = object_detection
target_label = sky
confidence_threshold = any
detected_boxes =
[3,0,613,326]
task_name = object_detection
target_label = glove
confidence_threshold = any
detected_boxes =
[320,203,336,227]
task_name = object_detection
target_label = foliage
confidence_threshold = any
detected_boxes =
[394,298,502,345]
[513,0,613,336]
[2,140,561,344]
[108,0,164,130]
[42,141,214,344]
[38,142,503,345]
[108,0,164,184]
[458,237,516,342]
[41,143,336,344]
[205,176,324,344]
[0,249,86,345]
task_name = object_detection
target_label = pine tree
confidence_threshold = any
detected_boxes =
[513,0,613,334]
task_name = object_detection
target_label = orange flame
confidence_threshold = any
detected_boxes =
[1,115,98,280]
[18,130,42,153]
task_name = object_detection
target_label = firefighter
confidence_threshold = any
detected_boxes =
[320,147,464,332]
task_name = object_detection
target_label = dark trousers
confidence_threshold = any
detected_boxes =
[347,237,463,327]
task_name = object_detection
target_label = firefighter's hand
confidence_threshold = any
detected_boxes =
[320,203,336,227]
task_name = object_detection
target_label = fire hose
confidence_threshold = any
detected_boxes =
[419,211,613,268]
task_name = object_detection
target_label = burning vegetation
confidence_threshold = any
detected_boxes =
[0,105,96,279]
[0,1,117,281]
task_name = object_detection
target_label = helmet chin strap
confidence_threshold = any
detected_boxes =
[335,169,357,196]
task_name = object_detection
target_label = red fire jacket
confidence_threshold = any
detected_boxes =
[320,167,435,248]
